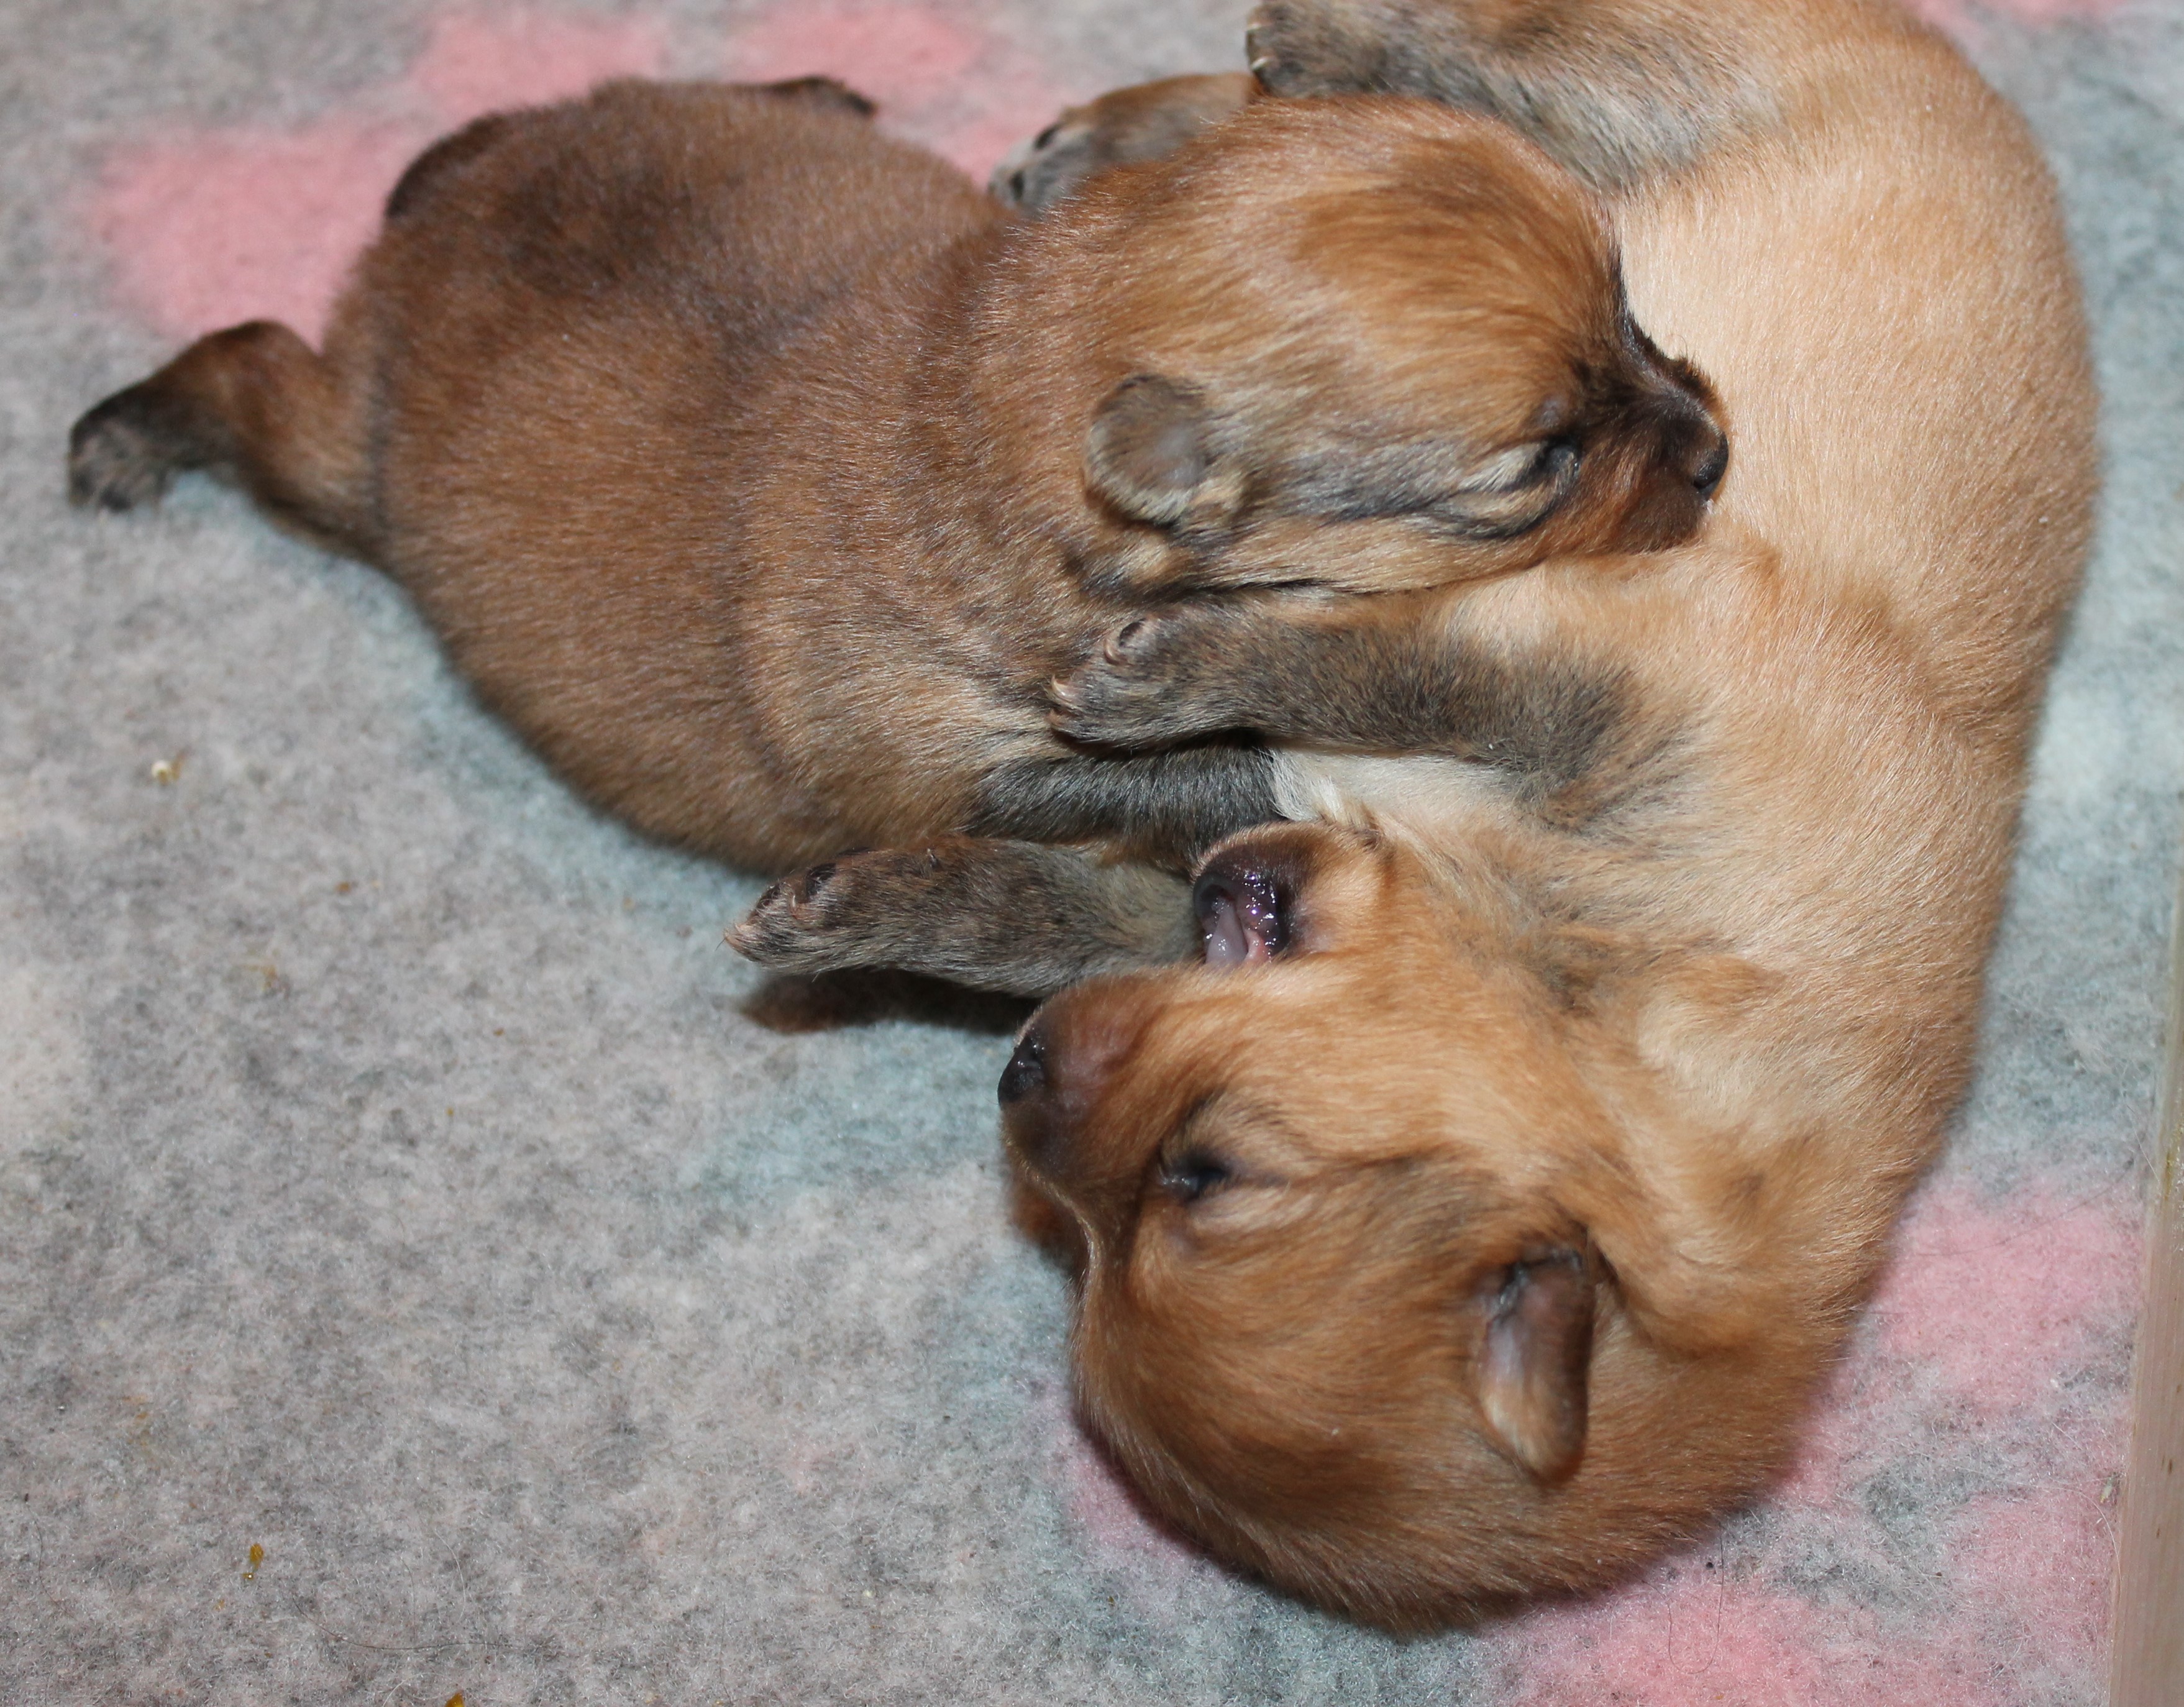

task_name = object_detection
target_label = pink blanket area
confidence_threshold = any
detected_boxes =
[31,2,2173,1704]
[86,0,2145,352]
[88,6,1083,345]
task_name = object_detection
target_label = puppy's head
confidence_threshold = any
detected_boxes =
[1049,98,1727,596]
[1002,824,1817,1626]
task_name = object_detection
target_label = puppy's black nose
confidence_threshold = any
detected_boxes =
[1689,428,1729,499]
[998,1025,1048,1105]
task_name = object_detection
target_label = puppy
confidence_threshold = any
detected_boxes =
[66,74,1722,994]
[741,0,2099,1626]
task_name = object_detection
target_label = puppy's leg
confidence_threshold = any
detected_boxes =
[1051,595,1656,825]
[966,741,1282,869]
[992,73,1258,214]
[729,839,1197,997]
[802,748,1277,987]
[68,320,372,556]
[1244,0,1805,190]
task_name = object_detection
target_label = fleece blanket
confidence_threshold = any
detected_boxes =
[3,1,2178,1701]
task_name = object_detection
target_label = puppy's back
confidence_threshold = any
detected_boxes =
[330,81,1009,863]
[1616,13,2095,743]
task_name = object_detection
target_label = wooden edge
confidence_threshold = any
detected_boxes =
[2109,856,2184,1706]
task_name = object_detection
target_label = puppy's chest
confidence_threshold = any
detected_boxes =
[1270,751,1521,844]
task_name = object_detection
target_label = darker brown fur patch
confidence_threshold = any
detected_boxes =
[384,112,513,221]
[757,75,878,118]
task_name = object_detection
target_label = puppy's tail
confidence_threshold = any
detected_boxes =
[68,318,375,559]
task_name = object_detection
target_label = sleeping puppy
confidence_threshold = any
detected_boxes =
[739,0,2098,1626]
[66,73,1721,969]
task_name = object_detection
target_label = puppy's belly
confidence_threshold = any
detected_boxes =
[1270,751,1511,844]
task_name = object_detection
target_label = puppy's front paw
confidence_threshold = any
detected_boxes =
[1246,2,1386,97]
[992,75,1258,217]
[991,112,1099,215]
[1049,609,1245,749]
[67,387,188,511]
[727,856,878,973]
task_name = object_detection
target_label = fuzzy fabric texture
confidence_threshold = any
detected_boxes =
[3,1,2179,1701]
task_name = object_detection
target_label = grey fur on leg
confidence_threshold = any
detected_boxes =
[1244,0,1780,192]
[1049,597,1666,828]
[728,839,1199,998]
[966,741,1281,869]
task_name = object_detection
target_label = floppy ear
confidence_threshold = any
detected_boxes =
[1476,1245,1596,1483]
[1084,374,1244,527]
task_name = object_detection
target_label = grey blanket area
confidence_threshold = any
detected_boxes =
[2,1,2178,1701]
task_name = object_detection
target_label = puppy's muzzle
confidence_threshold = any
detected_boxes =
[1663,392,1729,501]
[1000,1016,1075,1188]
[997,995,1144,1209]
[1617,380,1729,548]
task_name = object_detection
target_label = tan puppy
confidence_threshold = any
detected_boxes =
[743,0,2098,1626]
[66,74,1721,976]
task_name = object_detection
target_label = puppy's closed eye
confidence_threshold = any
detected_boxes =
[1289,434,1582,541]
[1435,438,1582,536]
[1158,1146,1235,1202]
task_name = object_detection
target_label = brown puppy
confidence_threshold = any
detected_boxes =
[742,0,2098,1626]
[66,75,1721,977]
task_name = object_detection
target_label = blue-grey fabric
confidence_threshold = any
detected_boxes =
[2,1,2177,1700]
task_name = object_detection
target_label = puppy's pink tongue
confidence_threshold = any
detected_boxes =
[1204,897,1251,968]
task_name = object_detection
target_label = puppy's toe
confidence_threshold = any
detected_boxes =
[1245,7,1282,82]
[1244,4,1310,92]
[1048,695,1168,748]
[989,119,1095,216]
[726,849,897,971]
[1243,2,1369,96]
[728,866,836,964]
[67,391,184,511]
[1048,649,1184,746]
[1103,616,1156,666]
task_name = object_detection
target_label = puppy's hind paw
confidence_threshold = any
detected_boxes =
[66,387,190,511]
